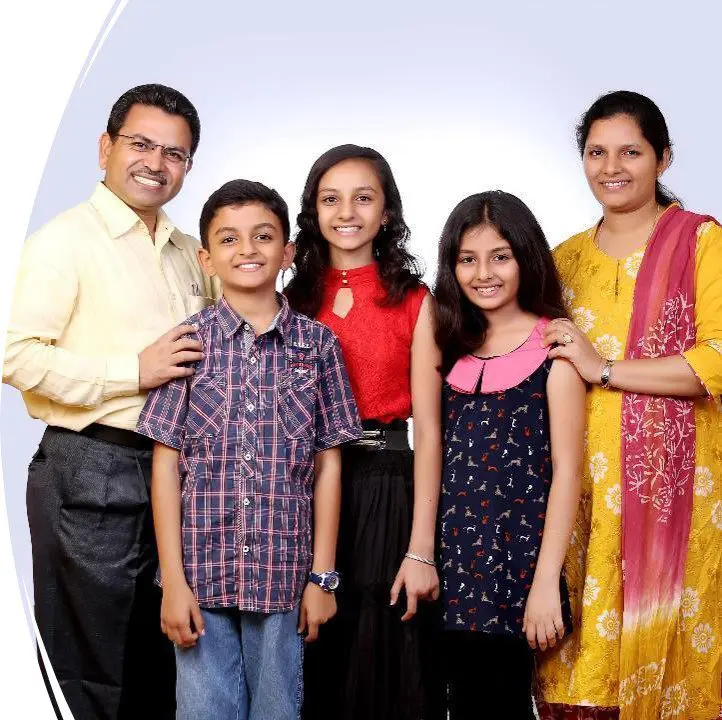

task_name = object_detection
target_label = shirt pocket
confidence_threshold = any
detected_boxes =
[186,374,228,438]
[184,292,213,317]
[179,454,206,501]
[279,348,318,439]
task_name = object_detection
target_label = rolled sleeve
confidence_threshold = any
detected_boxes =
[136,376,190,450]
[683,343,722,396]
[683,222,722,397]
[314,332,363,451]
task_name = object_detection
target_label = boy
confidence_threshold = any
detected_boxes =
[136,179,363,720]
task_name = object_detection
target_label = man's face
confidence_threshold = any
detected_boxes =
[99,104,193,215]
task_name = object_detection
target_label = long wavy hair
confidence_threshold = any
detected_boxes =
[284,144,423,317]
[434,191,567,374]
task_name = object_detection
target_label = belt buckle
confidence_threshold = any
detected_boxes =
[355,429,386,449]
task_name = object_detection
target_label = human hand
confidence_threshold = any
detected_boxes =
[523,575,564,651]
[542,318,605,384]
[160,579,205,649]
[298,583,337,642]
[390,556,440,622]
[139,324,203,390]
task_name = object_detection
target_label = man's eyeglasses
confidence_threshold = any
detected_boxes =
[115,134,191,165]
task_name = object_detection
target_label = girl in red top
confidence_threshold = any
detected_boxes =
[286,144,444,720]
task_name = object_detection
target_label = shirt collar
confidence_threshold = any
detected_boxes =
[216,293,293,341]
[155,208,183,249]
[89,182,179,243]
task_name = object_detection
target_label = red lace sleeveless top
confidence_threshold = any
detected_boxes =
[316,263,427,423]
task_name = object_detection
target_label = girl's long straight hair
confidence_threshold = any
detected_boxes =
[434,190,567,374]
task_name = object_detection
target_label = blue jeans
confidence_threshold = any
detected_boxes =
[175,605,303,720]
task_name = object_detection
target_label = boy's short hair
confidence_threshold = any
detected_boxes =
[107,83,201,157]
[199,179,291,250]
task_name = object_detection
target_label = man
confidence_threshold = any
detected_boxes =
[3,84,212,719]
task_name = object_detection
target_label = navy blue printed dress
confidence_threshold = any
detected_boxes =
[439,329,572,638]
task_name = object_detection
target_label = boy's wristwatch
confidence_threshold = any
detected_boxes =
[308,570,340,593]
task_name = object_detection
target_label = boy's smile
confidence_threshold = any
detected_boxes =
[199,202,294,294]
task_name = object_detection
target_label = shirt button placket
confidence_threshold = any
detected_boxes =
[241,332,261,608]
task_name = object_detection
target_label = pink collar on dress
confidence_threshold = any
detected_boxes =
[446,318,551,393]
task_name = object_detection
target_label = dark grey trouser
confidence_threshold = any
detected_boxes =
[26,427,175,720]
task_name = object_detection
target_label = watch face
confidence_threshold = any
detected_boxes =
[327,574,340,591]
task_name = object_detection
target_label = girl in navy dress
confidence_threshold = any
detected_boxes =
[433,191,586,719]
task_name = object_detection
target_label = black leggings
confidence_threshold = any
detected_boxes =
[444,631,535,720]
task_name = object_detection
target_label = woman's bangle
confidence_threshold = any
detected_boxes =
[404,552,435,567]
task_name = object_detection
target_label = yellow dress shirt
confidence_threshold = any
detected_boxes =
[3,182,214,431]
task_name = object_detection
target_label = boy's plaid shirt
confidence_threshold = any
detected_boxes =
[137,295,362,612]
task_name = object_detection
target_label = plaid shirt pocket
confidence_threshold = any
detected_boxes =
[279,347,318,439]
[180,454,204,501]
[186,374,228,438]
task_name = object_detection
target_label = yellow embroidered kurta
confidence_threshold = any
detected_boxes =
[537,220,722,720]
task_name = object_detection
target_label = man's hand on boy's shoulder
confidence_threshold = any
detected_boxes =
[139,324,203,390]
[297,582,337,643]
[160,578,206,649]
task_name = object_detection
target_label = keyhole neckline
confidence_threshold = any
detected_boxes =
[326,262,378,286]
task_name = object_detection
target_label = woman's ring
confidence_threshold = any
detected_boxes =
[561,332,573,345]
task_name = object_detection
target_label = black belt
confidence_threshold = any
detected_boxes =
[350,420,409,450]
[53,423,154,451]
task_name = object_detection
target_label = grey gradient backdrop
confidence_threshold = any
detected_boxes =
[3,0,722,600]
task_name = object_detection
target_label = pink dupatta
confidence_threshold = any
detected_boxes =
[620,205,715,655]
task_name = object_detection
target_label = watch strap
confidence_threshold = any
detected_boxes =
[600,359,615,389]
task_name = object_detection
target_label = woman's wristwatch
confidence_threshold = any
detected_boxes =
[600,359,615,389]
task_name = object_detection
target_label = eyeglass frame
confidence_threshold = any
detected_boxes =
[113,133,192,165]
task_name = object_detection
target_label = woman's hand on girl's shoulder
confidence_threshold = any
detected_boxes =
[522,574,564,651]
[390,556,440,622]
[543,318,605,384]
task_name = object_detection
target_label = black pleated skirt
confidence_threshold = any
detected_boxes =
[303,430,445,720]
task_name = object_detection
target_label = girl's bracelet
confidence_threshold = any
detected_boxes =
[404,551,436,567]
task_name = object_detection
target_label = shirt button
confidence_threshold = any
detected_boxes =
[243,497,251,507]
[242,545,250,554]
[244,453,252,461]
[249,355,257,365]
[246,402,255,412]
[342,279,349,285]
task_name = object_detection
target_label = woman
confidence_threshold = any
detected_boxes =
[285,144,444,720]
[535,91,722,719]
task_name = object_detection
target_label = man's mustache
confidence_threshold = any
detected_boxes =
[132,167,168,185]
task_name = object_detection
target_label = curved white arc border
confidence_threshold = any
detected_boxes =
[0,0,120,716]
[77,0,131,89]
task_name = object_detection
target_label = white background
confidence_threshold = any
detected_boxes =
[1,1,721,716]
[1,4,115,716]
